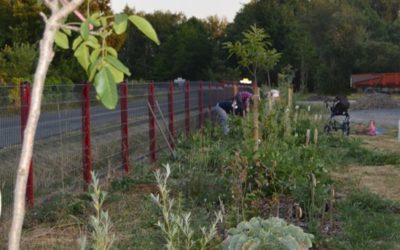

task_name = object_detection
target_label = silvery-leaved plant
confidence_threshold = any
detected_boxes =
[223,217,314,250]
[79,171,115,250]
[151,164,223,250]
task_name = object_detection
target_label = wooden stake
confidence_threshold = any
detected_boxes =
[398,120,400,142]
[306,129,311,146]
[288,85,293,110]
[284,108,291,138]
[253,87,260,151]
[329,186,335,228]
[268,91,273,112]
[285,86,293,138]
[313,128,318,144]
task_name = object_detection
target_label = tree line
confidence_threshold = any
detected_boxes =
[1,0,400,94]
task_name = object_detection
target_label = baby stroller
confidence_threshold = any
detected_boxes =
[323,96,350,136]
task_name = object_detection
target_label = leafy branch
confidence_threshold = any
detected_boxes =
[54,11,160,109]
[8,1,159,249]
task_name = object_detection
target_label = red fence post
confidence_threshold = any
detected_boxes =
[198,81,204,128]
[185,80,190,136]
[208,81,212,112]
[168,80,175,149]
[148,81,156,163]
[20,81,34,208]
[81,82,92,190]
[120,81,129,173]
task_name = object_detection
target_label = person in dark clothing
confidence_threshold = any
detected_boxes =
[217,100,236,114]
[206,100,237,135]
[331,95,350,117]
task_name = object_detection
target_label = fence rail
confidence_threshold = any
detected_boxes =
[0,80,253,219]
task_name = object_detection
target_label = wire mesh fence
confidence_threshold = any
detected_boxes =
[0,80,246,219]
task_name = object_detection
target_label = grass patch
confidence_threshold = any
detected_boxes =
[322,136,400,167]
[332,190,400,249]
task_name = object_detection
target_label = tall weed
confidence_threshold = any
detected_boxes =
[79,171,115,249]
[151,164,224,250]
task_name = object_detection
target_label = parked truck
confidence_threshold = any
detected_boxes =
[350,73,400,93]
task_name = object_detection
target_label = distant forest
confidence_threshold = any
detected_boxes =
[1,0,400,93]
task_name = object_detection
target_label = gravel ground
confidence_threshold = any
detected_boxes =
[350,108,400,127]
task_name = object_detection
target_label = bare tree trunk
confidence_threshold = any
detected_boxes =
[267,70,271,87]
[8,1,84,249]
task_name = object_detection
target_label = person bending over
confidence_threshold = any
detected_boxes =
[234,91,253,116]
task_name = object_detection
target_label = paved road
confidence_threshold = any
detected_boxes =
[0,86,232,148]
[350,108,400,127]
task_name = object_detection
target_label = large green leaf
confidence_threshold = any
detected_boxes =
[94,67,118,109]
[61,27,71,36]
[88,58,102,81]
[104,55,131,76]
[89,48,101,63]
[72,36,83,50]
[84,40,100,49]
[88,12,101,27]
[88,35,98,44]
[104,62,124,83]
[74,44,90,72]
[80,22,90,40]
[128,15,160,45]
[113,14,128,35]
[54,30,69,49]
[106,47,117,57]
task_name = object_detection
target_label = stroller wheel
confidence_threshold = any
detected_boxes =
[342,122,350,136]
[324,125,331,134]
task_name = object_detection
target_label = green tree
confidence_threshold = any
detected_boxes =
[0,43,37,107]
[224,25,281,85]
[0,43,37,83]
[9,0,44,45]
[227,0,316,89]
[203,15,240,81]
[120,9,184,80]
[307,0,367,93]
[0,0,13,47]
[152,17,214,80]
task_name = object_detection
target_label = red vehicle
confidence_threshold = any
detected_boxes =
[350,73,400,93]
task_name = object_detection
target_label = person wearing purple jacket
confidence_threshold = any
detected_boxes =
[235,91,253,116]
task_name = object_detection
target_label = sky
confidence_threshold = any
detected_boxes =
[110,0,251,22]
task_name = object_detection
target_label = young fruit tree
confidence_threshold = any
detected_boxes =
[8,0,159,249]
[224,25,281,151]
[223,24,281,86]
